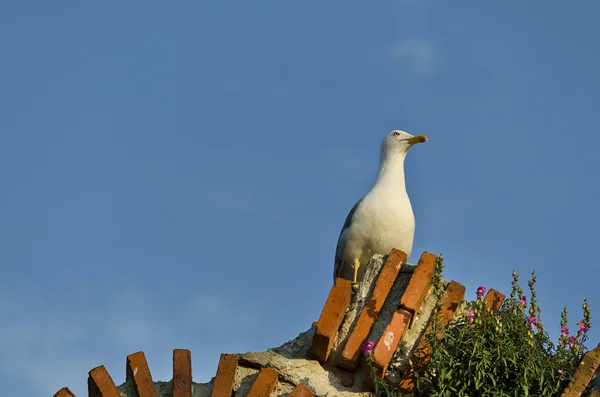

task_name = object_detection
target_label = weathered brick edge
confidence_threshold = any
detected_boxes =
[312,277,353,363]
[211,354,239,397]
[88,365,120,397]
[247,367,279,397]
[289,383,314,397]
[53,387,76,397]
[371,251,438,377]
[371,308,412,376]
[398,252,438,325]
[339,249,407,371]
[126,351,157,397]
[173,349,192,397]
[561,344,600,396]
[483,288,505,310]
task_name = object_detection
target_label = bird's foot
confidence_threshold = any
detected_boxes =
[352,260,360,285]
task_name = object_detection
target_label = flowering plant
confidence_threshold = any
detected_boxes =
[369,257,593,397]
[362,340,375,356]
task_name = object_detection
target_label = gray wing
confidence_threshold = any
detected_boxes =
[333,198,363,282]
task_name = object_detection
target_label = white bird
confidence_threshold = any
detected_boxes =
[333,130,427,284]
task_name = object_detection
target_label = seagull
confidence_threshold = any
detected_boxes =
[333,130,427,284]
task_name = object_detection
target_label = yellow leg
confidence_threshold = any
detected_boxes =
[353,260,360,284]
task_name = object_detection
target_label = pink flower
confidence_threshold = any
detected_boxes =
[568,336,576,349]
[467,309,474,324]
[362,340,375,355]
[519,296,527,306]
[578,321,589,335]
[476,286,486,298]
[561,325,569,337]
[528,316,537,330]
[557,368,564,375]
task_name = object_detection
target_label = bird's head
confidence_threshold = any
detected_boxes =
[381,130,427,158]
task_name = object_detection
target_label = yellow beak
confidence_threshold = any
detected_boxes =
[405,135,428,144]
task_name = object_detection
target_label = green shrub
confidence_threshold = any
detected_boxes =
[366,256,593,397]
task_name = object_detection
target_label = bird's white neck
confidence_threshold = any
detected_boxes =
[372,153,407,191]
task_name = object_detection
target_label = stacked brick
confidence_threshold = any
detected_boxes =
[53,350,313,397]
[312,249,459,383]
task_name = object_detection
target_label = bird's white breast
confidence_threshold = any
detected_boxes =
[342,180,416,265]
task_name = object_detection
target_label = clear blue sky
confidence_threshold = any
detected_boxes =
[1,1,599,396]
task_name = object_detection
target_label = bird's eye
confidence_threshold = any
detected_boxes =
[393,132,400,136]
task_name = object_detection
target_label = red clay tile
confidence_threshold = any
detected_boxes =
[88,365,120,397]
[53,387,76,397]
[312,277,353,362]
[126,351,157,397]
[173,349,192,397]
[371,308,412,376]
[289,383,314,397]
[562,345,600,396]
[211,354,239,397]
[398,252,437,326]
[438,281,466,324]
[483,289,505,310]
[247,367,279,397]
